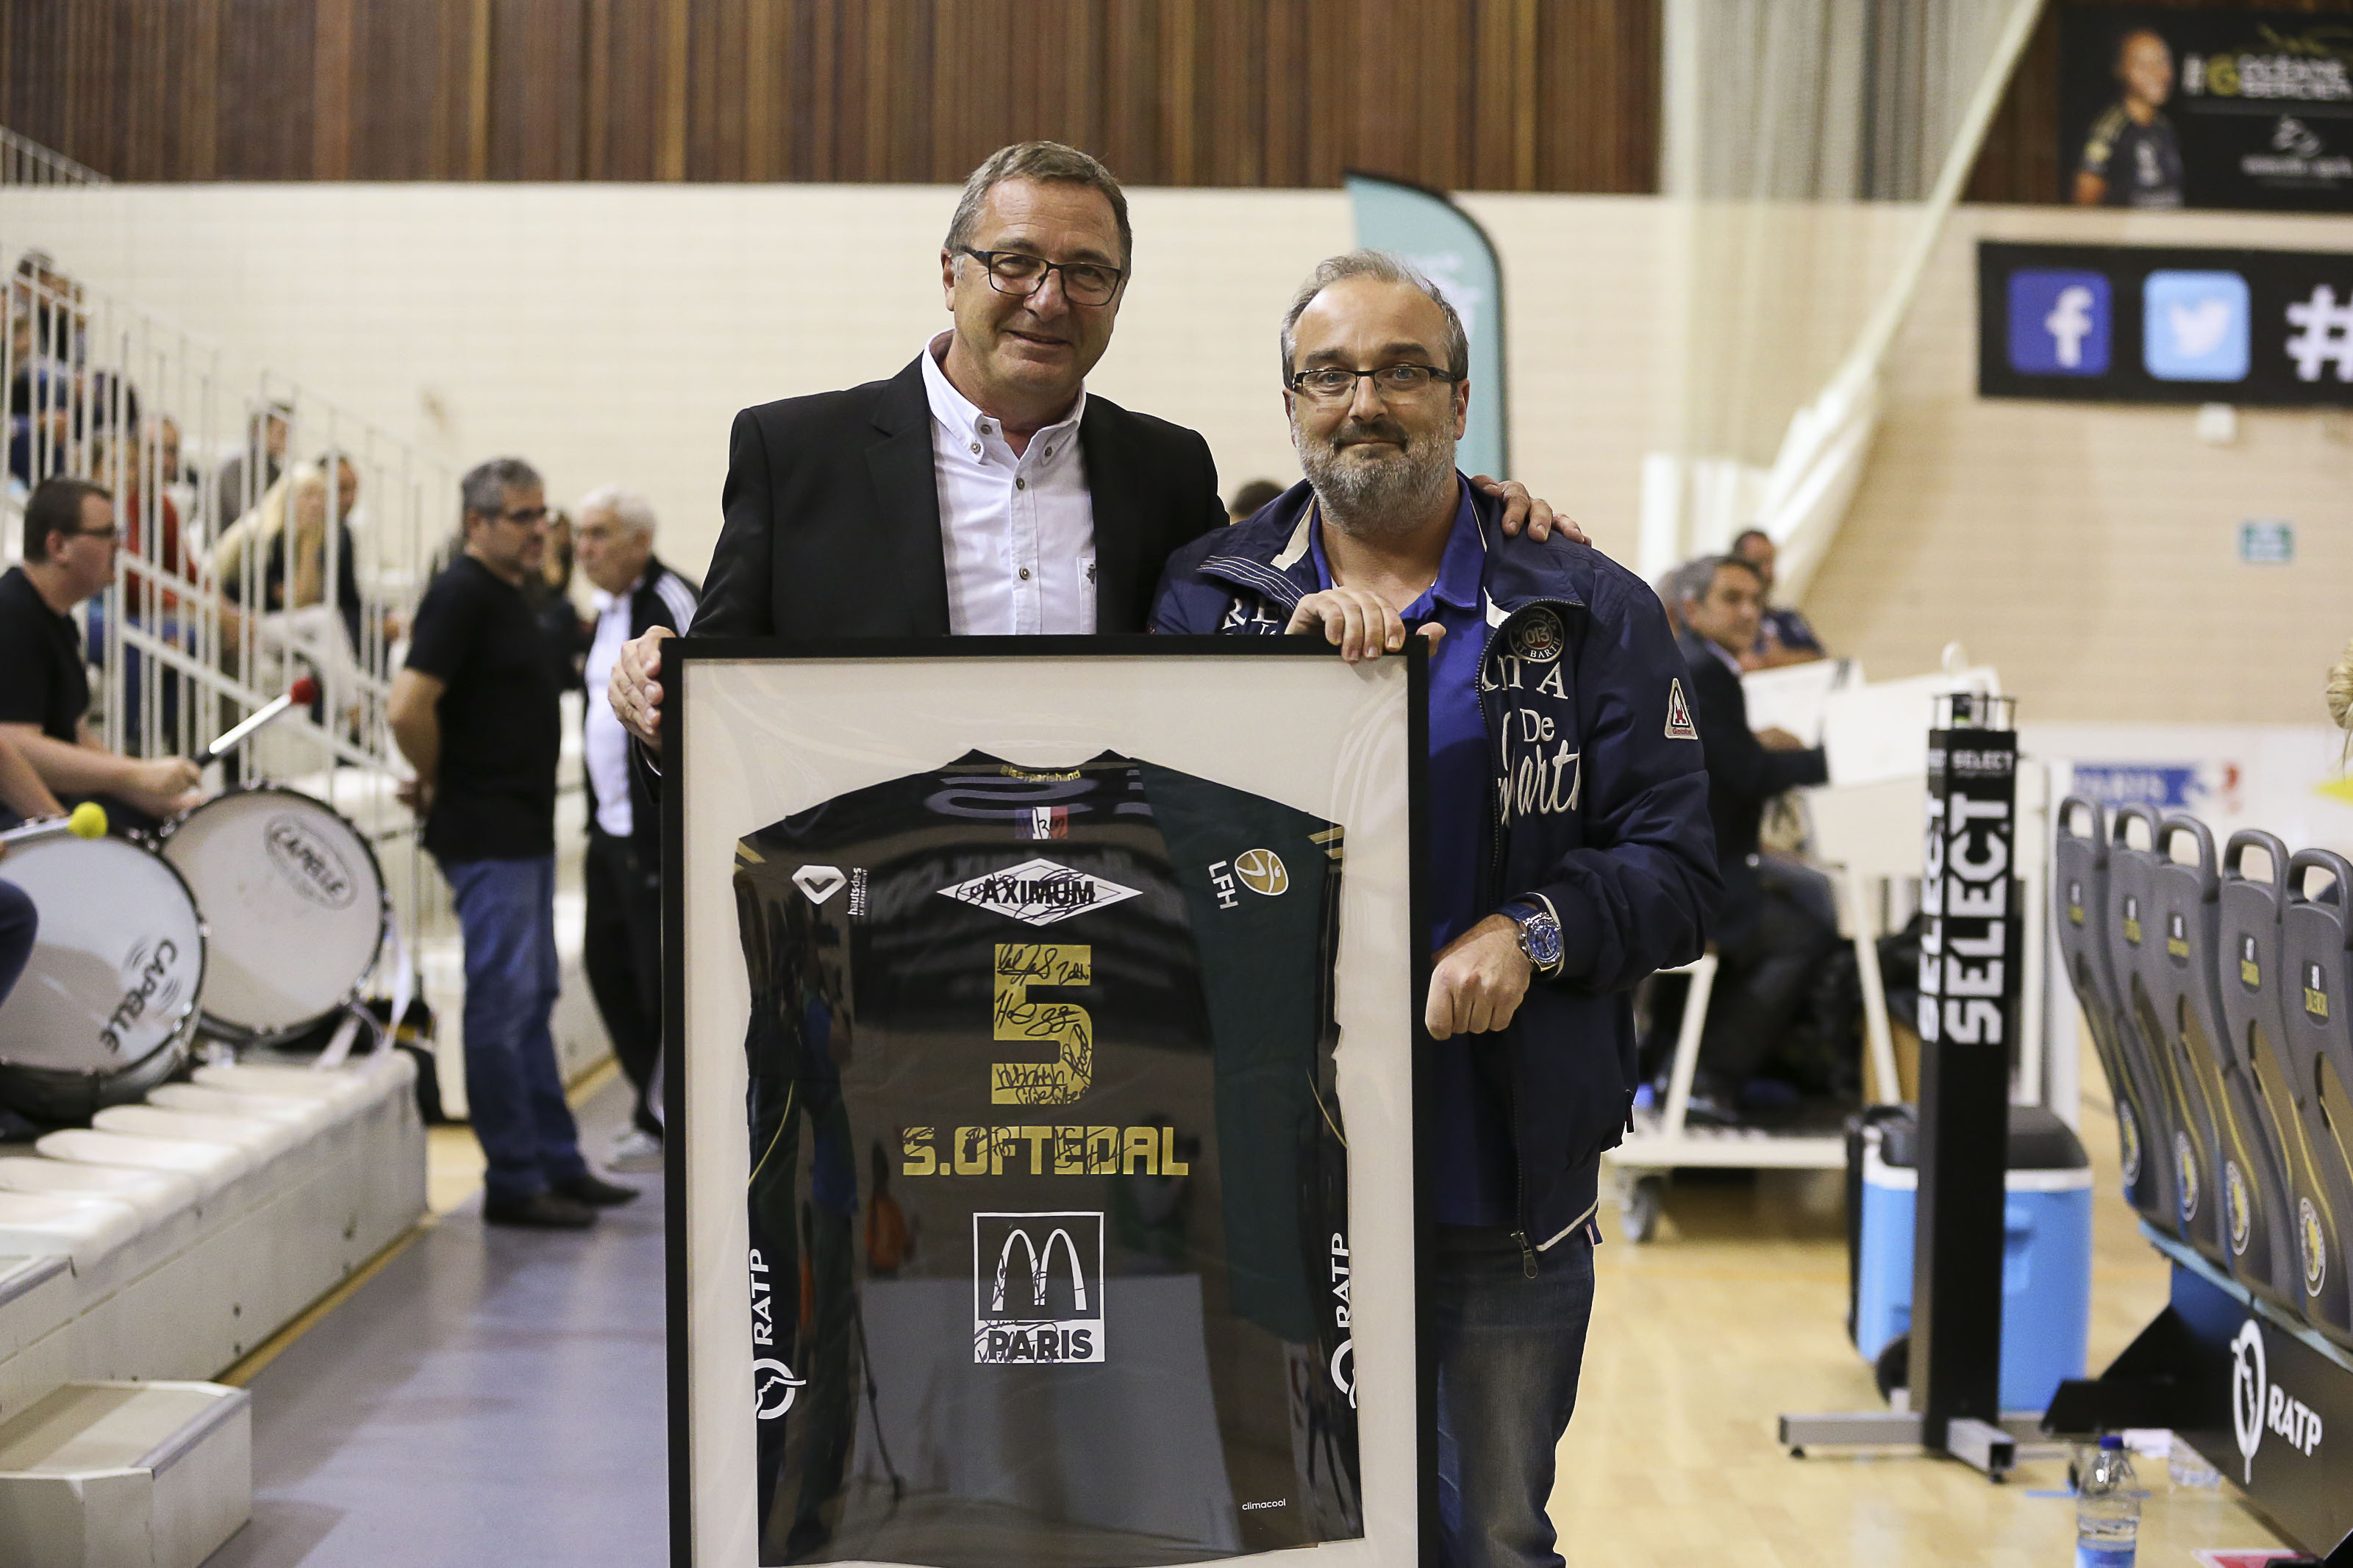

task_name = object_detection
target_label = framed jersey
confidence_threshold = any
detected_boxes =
[665,637,1430,1568]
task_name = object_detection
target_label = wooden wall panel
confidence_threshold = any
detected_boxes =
[0,0,1663,193]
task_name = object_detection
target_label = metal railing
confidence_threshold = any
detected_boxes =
[0,129,107,187]
[2,246,457,981]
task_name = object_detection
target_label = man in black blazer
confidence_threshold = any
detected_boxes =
[609,140,1572,743]
[1671,554,1835,1106]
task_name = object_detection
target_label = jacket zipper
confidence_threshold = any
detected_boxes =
[1481,595,1576,1280]
[1223,547,1570,1278]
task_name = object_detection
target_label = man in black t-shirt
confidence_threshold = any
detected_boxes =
[390,457,636,1229]
[0,476,201,832]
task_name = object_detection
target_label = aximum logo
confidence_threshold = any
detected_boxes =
[974,1211,1105,1364]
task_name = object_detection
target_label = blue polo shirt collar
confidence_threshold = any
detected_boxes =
[1307,479,1484,609]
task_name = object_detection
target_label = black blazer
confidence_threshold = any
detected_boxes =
[1675,630,1828,933]
[693,355,1227,639]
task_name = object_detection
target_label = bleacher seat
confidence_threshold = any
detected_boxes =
[2282,849,2353,1350]
[2054,796,2177,1231]
[2152,814,2301,1317]
[2221,830,2335,1330]
[2107,804,2226,1263]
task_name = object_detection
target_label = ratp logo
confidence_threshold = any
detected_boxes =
[2229,1316,2324,1485]
[752,1358,804,1420]
[2007,269,2110,376]
[2143,271,2250,382]
[974,1211,1106,1364]
[2232,1319,2267,1482]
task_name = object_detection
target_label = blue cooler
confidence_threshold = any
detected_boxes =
[1850,1104,2093,1414]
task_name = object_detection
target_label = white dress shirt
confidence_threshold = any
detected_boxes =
[585,579,640,837]
[918,333,1098,635]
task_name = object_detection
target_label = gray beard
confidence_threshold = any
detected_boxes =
[1294,420,1457,540]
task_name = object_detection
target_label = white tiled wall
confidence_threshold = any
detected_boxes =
[0,182,1665,575]
[7,182,2346,726]
[1811,202,2353,727]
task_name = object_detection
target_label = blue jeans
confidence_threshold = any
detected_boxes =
[440,855,587,1204]
[1434,1223,1598,1568]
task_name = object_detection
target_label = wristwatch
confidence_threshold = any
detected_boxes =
[1499,897,1564,977]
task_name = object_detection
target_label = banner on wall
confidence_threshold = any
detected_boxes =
[1979,240,2353,406]
[2060,5,2353,212]
[1345,172,1507,479]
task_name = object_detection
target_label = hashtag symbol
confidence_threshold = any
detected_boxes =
[2285,284,2353,382]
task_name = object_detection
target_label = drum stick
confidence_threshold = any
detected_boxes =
[0,801,107,846]
[200,676,320,766]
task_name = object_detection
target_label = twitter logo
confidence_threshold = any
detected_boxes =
[2144,271,2250,382]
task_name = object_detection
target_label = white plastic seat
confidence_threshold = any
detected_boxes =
[35,1131,249,1195]
[193,1062,374,1112]
[146,1084,329,1130]
[0,1191,143,1275]
[0,1157,196,1218]
[92,1106,301,1164]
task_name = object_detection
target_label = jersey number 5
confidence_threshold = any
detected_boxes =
[991,943,1093,1106]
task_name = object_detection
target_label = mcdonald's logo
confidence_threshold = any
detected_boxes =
[973,1211,1106,1364]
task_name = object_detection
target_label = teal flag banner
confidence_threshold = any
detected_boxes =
[1344,172,1509,479]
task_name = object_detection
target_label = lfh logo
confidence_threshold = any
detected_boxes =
[973,1211,1105,1364]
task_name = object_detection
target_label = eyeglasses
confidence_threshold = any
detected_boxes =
[1288,364,1458,401]
[499,506,549,526]
[957,248,1124,307]
[68,525,121,543]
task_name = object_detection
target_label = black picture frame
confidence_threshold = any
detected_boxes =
[660,634,1433,1568]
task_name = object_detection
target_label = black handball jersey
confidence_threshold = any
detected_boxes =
[733,751,1360,1568]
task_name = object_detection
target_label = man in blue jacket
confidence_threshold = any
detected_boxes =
[1151,251,1718,1568]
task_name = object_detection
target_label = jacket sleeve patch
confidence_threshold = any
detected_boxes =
[1665,677,1699,742]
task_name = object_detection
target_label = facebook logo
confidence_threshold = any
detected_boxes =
[2007,269,2110,376]
[2143,271,2250,382]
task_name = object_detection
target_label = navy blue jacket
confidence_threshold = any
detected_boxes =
[1151,479,1721,1253]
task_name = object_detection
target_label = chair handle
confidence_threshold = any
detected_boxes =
[2222,828,2290,894]
[2056,794,2104,847]
[2157,811,2215,873]
[2110,802,2158,851]
[2290,848,2353,909]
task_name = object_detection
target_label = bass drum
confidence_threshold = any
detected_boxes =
[0,833,206,1123]
[160,785,390,1045]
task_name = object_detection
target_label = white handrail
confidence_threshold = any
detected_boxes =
[0,128,107,187]
[0,233,458,973]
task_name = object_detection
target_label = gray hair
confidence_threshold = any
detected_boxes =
[944,141,1133,271]
[1667,554,1759,608]
[576,483,657,539]
[460,456,543,521]
[1279,250,1470,382]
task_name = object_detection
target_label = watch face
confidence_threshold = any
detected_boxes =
[1525,916,1563,967]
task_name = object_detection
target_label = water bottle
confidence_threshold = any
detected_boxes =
[2075,1433,2140,1567]
[2165,1431,2220,1489]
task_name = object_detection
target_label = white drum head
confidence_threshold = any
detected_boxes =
[161,788,386,1037]
[0,835,204,1073]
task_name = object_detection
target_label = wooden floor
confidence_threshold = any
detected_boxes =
[1556,1064,2292,1567]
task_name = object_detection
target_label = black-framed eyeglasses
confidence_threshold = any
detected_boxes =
[499,506,549,526]
[1288,363,1458,401]
[957,247,1125,307]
